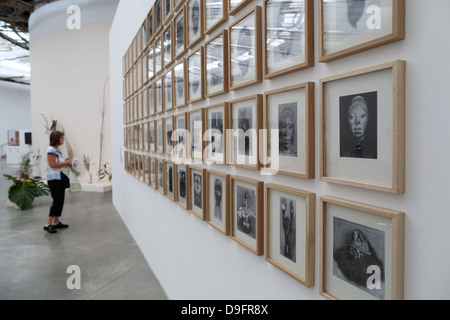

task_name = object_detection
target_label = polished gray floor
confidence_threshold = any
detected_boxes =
[0,157,167,300]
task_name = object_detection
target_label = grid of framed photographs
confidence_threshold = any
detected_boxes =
[122,0,407,300]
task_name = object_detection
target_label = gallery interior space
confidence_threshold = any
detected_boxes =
[1,0,450,300]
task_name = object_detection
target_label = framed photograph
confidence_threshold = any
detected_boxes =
[319,0,405,63]
[319,60,405,194]
[173,60,187,108]
[174,7,186,59]
[228,94,262,170]
[187,47,204,103]
[148,82,155,115]
[157,158,165,194]
[187,108,205,161]
[155,77,164,114]
[173,0,185,12]
[164,115,174,155]
[150,157,157,189]
[163,69,174,111]
[155,36,162,74]
[186,0,204,49]
[320,196,404,300]
[204,30,228,98]
[206,170,230,235]
[156,118,164,153]
[264,0,314,79]
[147,8,154,43]
[188,166,206,220]
[230,176,264,256]
[134,124,141,150]
[154,0,162,34]
[145,156,151,186]
[265,184,315,287]
[229,6,262,90]
[228,0,252,15]
[142,121,149,152]
[149,120,156,152]
[264,82,314,178]
[142,87,149,118]
[162,23,173,68]
[175,164,189,209]
[173,112,188,159]
[137,154,145,182]
[163,0,173,23]
[204,0,227,35]
[165,160,175,200]
[204,103,228,164]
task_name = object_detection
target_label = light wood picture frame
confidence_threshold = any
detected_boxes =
[162,22,174,69]
[157,158,165,194]
[155,36,163,75]
[264,0,314,79]
[175,163,189,209]
[204,102,229,165]
[145,156,151,186]
[228,6,262,90]
[154,0,163,35]
[186,0,204,49]
[164,115,174,156]
[156,118,164,154]
[228,94,262,170]
[265,183,315,288]
[187,107,205,161]
[148,80,155,116]
[173,111,188,159]
[187,47,204,103]
[320,195,404,300]
[173,59,187,108]
[173,0,185,12]
[206,170,230,236]
[149,120,156,152]
[163,69,174,111]
[148,44,155,81]
[174,6,187,60]
[319,0,405,63]
[263,82,315,178]
[228,0,252,16]
[204,29,229,98]
[163,0,173,24]
[319,60,405,194]
[187,165,207,220]
[230,175,264,256]
[142,121,149,152]
[204,0,227,35]
[165,160,175,200]
[155,77,164,114]
[147,7,154,44]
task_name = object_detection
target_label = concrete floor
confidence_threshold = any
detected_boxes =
[0,157,168,300]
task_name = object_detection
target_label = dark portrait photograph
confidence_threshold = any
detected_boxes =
[176,13,184,52]
[189,0,201,39]
[237,105,252,156]
[333,216,385,299]
[213,177,223,221]
[175,65,185,100]
[167,164,173,196]
[279,196,296,262]
[193,172,202,209]
[155,0,161,30]
[339,91,377,159]
[278,102,298,157]
[236,185,256,239]
[165,119,173,152]
[158,161,164,189]
[178,167,186,200]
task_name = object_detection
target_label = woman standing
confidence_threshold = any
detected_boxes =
[43,131,74,234]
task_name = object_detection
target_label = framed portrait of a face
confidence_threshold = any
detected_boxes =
[174,7,186,59]
[204,103,228,165]
[187,48,204,103]
[164,160,174,200]
[265,184,315,287]
[154,0,162,33]
[163,0,173,23]
[174,60,187,108]
[155,37,162,75]
[204,30,229,98]
[320,60,405,194]
[319,0,405,62]
[204,0,227,35]
[156,118,164,153]
[229,6,262,90]
[175,164,189,209]
[264,82,315,178]
[231,176,264,256]
[149,120,156,152]
[264,0,314,79]
[320,196,404,300]
[206,170,230,236]
[150,157,157,189]
[162,23,173,68]
[157,158,165,194]
[173,112,188,159]
[163,69,173,111]
[228,94,262,170]
[228,0,252,15]
[187,108,205,161]
[188,166,206,220]
[155,78,163,114]
[186,0,204,49]
[164,115,174,156]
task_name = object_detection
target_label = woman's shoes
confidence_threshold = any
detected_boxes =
[53,222,69,229]
[43,225,57,233]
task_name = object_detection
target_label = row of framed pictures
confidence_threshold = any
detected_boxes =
[124,151,405,300]
[123,0,405,99]
[124,60,405,194]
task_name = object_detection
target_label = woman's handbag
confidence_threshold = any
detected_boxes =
[61,172,70,189]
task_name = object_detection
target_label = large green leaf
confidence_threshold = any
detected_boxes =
[8,184,37,211]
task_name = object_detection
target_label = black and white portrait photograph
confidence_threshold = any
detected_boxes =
[333,216,385,299]
[237,25,251,77]
[158,160,164,191]
[155,0,161,31]
[190,111,203,157]
[174,62,185,107]
[265,0,307,76]
[164,0,171,20]
[164,71,172,110]
[208,108,224,156]
[155,38,162,74]
[279,196,296,262]
[163,25,172,66]
[205,33,226,96]
[155,78,163,113]
[148,46,155,80]
[149,121,155,152]
[143,122,149,151]
[151,158,156,187]
[336,0,381,37]
[177,166,187,202]
[148,9,153,41]
[176,115,186,156]
[236,185,256,239]
[165,116,173,154]
[175,10,185,57]
[237,105,253,156]
[213,177,223,221]
[157,119,163,153]
[339,91,377,159]
[188,0,202,46]
[193,172,202,209]
[278,102,298,157]
[148,83,155,115]
[166,162,174,198]
[188,50,202,101]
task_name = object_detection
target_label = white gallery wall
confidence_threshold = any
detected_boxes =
[29,0,118,180]
[109,0,450,299]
